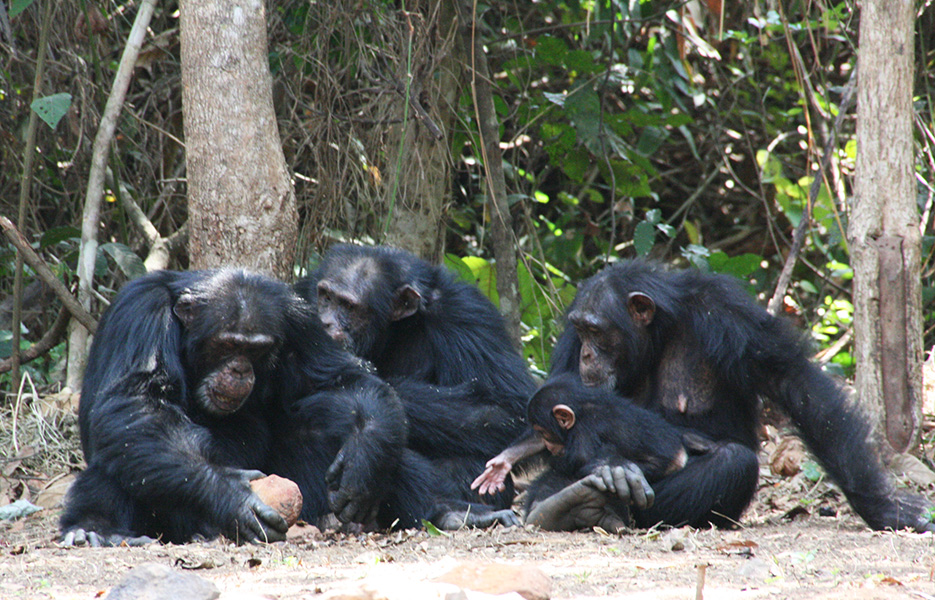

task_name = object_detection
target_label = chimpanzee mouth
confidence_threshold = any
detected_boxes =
[198,384,248,415]
[210,391,246,413]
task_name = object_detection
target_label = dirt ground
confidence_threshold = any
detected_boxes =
[3,390,935,600]
[2,486,935,600]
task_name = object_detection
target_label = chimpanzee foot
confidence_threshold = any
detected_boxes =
[61,528,155,548]
[525,473,629,532]
[434,507,521,530]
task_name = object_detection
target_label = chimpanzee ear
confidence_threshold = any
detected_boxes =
[173,292,197,328]
[390,285,422,321]
[552,404,576,430]
[627,291,655,327]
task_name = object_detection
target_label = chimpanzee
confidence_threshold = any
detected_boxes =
[60,269,408,546]
[479,260,935,532]
[527,374,692,482]
[520,374,722,531]
[295,244,535,528]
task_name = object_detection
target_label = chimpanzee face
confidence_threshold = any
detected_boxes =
[532,425,565,456]
[174,272,285,417]
[316,278,374,352]
[568,308,623,389]
[315,254,421,360]
[568,279,656,393]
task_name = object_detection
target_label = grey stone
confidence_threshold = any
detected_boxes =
[106,563,220,600]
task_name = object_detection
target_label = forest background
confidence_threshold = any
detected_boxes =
[1,0,934,455]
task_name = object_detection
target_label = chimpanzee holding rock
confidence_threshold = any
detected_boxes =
[60,269,407,545]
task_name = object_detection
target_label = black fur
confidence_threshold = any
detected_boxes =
[61,269,407,544]
[535,259,933,531]
[296,244,535,527]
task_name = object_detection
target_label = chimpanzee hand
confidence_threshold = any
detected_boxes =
[472,434,547,496]
[325,446,382,525]
[471,454,513,496]
[525,473,628,532]
[590,462,655,509]
[224,469,289,544]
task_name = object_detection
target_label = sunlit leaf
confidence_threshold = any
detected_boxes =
[31,93,72,130]
[99,242,146,280]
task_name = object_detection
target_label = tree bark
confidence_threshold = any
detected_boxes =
[179,0,297,278]
[464,6,521,344]
[379,0,460,262]
[849,0,922,456]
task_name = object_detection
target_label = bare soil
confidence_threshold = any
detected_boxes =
[2,391,935,599]
[2,487,934,600]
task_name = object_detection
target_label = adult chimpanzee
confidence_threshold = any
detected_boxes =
[60,269,407,546]
[479,260,935,532]
[295,244,535,528]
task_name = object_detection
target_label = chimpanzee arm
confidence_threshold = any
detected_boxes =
[769,360,935,532]
[326,374,408,524]
[94,373,285,540]
[471,430,546,496]
[64,369,287,545]
[276,307,409,526]
[709,282,935,533]
[388,378,525,459]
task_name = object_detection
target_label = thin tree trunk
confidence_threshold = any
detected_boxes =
[68,0,156,391]
[849,0,922,456]
[179,0,297,278]
[379,1,460,262]
[464,4,521,344]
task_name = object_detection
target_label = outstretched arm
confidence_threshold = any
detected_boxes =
[472,431,546,495]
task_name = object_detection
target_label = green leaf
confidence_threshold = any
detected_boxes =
[99,243,146,280]
[443,254,475,284]
[633,221,655,256]
[9,0,36,18]
[562,152,589,182]
[420,519,449,536]
[31,93,72,130]
[708,252,763,279]
[565,86,601,145]
[535,36,568,66]
[40,226,81,248]
[460,256,498,306]
[802,461,823,482]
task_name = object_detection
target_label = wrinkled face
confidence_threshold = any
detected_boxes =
[567,278,655,393]
[195,331,276,415]
[174,272,284,417]
[315,253,421,360]
[568,308,623,389]
[316,278,373,353]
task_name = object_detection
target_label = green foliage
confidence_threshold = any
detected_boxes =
[445,253,575,372]
[30,93,72,130]
[801,461,824,483]
[9,0,36,18]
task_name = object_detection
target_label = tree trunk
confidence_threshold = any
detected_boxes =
[849,0,922,456]
[378,1,460,262]
[463,10,522,345]
[179,0,297,278]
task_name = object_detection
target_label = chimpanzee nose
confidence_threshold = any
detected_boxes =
[230,356,251,378]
